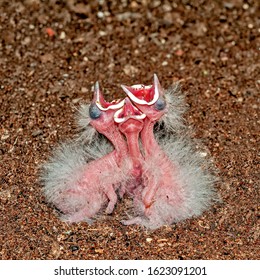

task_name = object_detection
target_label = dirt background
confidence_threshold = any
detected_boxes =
[0,0,259,260]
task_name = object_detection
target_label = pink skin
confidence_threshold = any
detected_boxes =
[116,98,144,177]
[60,83,130,222]
[115,98,145,194]
[50,75,214,228]
[89,87,128,168]
[60,153,123,222]
[56,76,182,225]
[121,75,184,225]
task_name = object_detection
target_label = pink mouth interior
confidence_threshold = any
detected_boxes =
[114,98,146,123]
[130,85,154,103]
[97,93,123,110]
[118,100,143,118]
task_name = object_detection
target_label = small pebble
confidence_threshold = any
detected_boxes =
[22,37,31,45]
[138,35,145,43]
[99,30,107,36]
[81,87,88,93]
[45,27,55,37]
[157,239,168,242]
[70,245,79,252]
[32,129,43,137]
[162,61,168,66]
[123,64,139,76]
[130,1,138,9]
[97,11,104,18]
[175,49,184,56]
[243,3,249,9]
[1,134,10,141]
[108,63,115,69]
[95,248,104,254]
[161,38,166,44]
[204,90,210,98]
[60,31,66,39]
[162,3,172,12]
[203,69,209,75]
[72,98,82,104]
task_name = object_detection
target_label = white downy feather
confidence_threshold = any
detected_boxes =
[123,86,218,229]
[41,102,131,222]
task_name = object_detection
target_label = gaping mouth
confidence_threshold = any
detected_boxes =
[114,98,146,123]
[120,84,156,105]
[90,74,164,123]
[93,81,125,111]
[120,74,162,105]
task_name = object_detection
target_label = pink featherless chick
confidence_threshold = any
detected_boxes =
[120,74,217,229]
[41,82,131,223]
[114,97,146,193]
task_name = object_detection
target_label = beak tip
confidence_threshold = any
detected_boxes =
[94,81,100,91]
[121,84,132,95]
[153,73,159,83]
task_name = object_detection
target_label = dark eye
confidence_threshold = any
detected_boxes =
[154,98,166,111]
[89,103,101,119]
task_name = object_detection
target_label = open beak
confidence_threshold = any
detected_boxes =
[121,74,163,105]
[114,97,146,123]
[92,81,125,111]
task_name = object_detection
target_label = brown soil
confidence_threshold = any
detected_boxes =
[0,0,259,260]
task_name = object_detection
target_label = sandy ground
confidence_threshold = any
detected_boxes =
[0,0,259,259]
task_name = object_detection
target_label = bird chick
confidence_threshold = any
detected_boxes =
[120,74,217,229]
[41,82,131,222]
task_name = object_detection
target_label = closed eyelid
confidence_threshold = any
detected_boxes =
[154,98,166,111]
[89,103,102,119]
